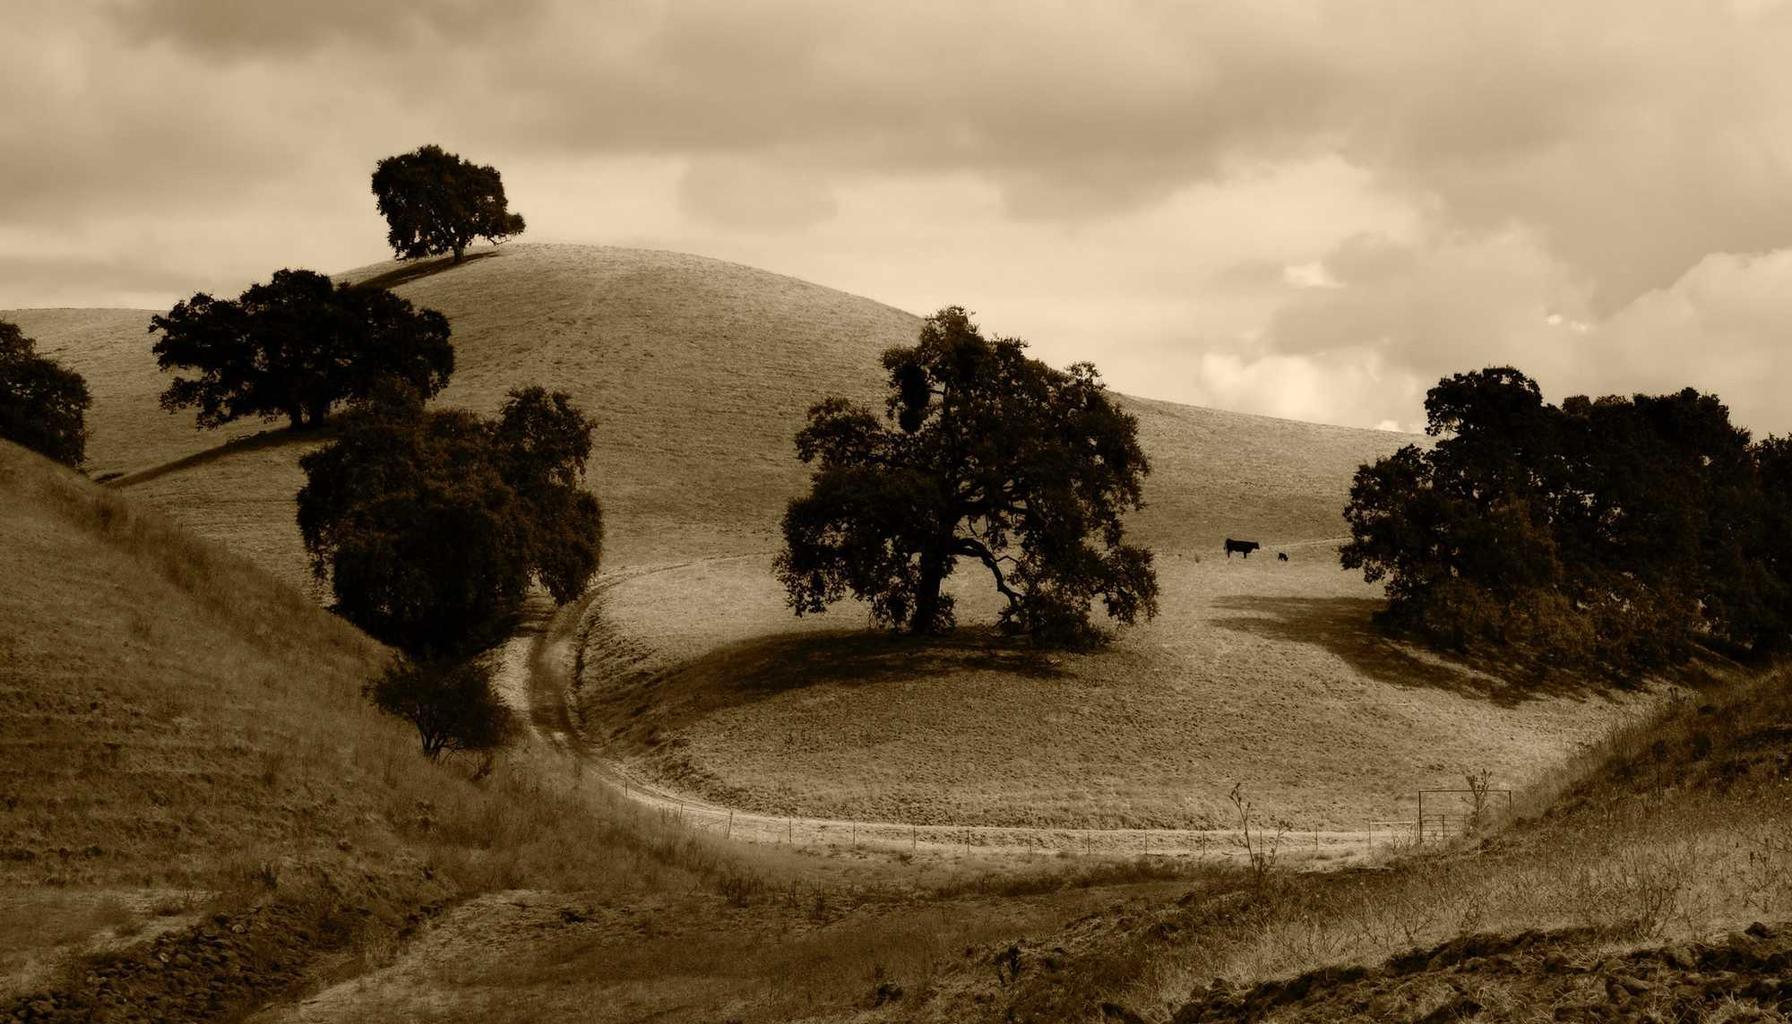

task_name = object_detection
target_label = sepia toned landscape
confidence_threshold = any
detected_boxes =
[6,4,1792,1023]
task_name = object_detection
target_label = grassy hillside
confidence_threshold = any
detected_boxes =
[0,441,744,1012]
[902,663,1792,1023]
[576,550,1665,831]
[0,438,1258,1024]
[7,242,1410,581]
[8,243,1662,834]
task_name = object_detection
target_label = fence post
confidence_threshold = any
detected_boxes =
[911,825,917,852]
[726,810,733,840]
[788,817,794,845]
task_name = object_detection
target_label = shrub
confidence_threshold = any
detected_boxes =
[0,320,90,467]
[366,657,512,761]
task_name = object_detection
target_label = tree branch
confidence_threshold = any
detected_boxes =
[955,536,1021,609]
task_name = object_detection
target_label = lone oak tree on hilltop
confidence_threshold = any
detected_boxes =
[371,144,526,264]
[776,307,1158,645]
[151,269,453,430]
[0,319,90,467]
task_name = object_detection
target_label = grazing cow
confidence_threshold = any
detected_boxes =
[1277,552,1289,562]
[1224,538,1261,559]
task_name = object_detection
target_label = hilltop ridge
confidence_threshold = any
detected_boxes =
[6,243,1412,580]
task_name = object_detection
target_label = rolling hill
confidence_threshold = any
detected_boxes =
[0,440,736,1014]
[5,243,1661,834]
[8,243,1417,577]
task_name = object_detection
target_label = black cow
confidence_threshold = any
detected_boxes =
[1224,538,1260,559]
[1277,552,1289,562]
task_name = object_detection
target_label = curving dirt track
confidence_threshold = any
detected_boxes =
[496,577,1396,864]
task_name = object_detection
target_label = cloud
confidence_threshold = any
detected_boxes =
[7,0,1792,433]
[103,0,543,57]
[678,157,838,231]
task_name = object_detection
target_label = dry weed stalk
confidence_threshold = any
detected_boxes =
[1228,783,1282,889]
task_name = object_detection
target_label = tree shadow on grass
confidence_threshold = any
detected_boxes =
[351,250,499,292]
[109,426,333,489]
[619,626,1072,737]
[1209,595,1612,708]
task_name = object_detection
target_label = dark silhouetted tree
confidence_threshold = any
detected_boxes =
[151,269,453,430]
[371,144,526,264]
[0,320,90,467]
[296,385,602,658]
[776,307,1157,645]
[1343,367,1778,677]
[367,656,512,760]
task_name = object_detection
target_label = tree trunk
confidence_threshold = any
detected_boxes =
[287,408,305,430]
[910,541,951,635]
[452,242,465,264]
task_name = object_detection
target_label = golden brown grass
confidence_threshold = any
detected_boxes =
[0,308,264,482]
[9,242,1412,578]
[0,441,784,1001]
[893,663,1792,1022]
[11,243,1486,834]
[576,547,1665,831]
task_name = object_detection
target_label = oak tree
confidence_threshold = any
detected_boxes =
[776,307,1157,645]
[296,385,602,658]
[371,144,526,264]
[151,269,453,431]
[0,319,90,467]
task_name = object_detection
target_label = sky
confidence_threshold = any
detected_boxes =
[5,1,1792,434]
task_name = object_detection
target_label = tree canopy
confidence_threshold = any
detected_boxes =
[371,144,526,264]
[0,319,91,467]
[1342,367,1789,676]
[151,269,453,431]
[775,307,1157,645]
[296,385,602,657]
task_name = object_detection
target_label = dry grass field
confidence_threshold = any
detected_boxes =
[6,241,1414,578]
[901,663,1792,1023]
[577,548,1669,831]
[7,245,1788,1022]
[0,439,1238,1023]
[8,242,1670,837]
[0,441,793,1013]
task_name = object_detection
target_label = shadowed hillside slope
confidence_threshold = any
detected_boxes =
[0,441,729,1009]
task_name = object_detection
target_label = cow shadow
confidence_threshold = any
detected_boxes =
[1209,595,1605,707]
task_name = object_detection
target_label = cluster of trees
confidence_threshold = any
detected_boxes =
[776,307,1159,646]
[0,319,90,468]
[1343,367,1792,677]
[297,385,602,658]
[296,383,602,759]
[141,145,580,759]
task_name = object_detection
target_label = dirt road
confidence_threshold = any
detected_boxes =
[493,575,1406,863]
